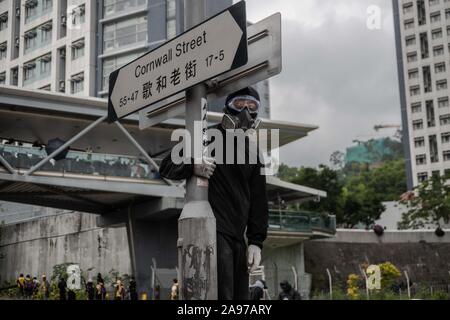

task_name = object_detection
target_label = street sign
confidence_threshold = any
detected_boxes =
[139,12,282,129]
[108,1,247,122]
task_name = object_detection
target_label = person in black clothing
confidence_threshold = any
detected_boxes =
[250,280,267,300]
[96,273,106,300]
[58,277,67,300]
[160,87,269,300]
[128,277,138,300]
[86,279,95,300]
[67,290,76,300]
[278,280,301,300]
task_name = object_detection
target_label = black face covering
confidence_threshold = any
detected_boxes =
[221,107,260,131]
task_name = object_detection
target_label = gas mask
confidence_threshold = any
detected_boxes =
[221,95,262,131]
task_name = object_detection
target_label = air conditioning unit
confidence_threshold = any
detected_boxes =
[15,7,20,17]
[60,49,66,58]
[15,37,20,47]
[61,15,67,26]
[59,81,65,91]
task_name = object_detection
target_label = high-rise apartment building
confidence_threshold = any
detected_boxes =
[0,0,270,118]
[393,0,450,189]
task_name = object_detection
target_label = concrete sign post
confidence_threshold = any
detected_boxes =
[107,1,247,122]
[177,0,247,301]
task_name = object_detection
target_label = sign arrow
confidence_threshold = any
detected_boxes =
[108,1,247,122]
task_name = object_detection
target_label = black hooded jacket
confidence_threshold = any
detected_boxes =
[159,126,269,249]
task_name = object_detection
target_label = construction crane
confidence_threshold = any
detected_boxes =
[374,124,402,140]
[374,124,401,131]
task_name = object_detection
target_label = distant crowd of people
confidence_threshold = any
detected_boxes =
[16,274,51,300]
[15,272,299,300]
[16,273,138,300]
[249,280,302,300]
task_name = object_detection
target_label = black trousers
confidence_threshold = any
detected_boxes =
[217,232,249,300]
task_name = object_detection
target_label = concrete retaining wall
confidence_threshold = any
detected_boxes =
[304,229,450,292]
[0,211,131,285]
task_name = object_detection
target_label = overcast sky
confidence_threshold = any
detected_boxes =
[243,0,401,168]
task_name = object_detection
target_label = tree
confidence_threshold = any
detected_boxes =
[329,151,345,170]
[399,174,450,229]
[281,165,344,217]
[277,160,407,229]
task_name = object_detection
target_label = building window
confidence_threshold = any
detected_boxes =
[437,80,448,90]
[433,45,444,57]
[415,137,425,147]
[418,0,427,25]
[103,0,147,18]
[407,52,417,63]
[71,4,85,26]
[71,72,84,94]
[410,85,420,96]
[446,9,450,19]
[416,154,427,165]
[40,22,52,43]
[11,67,18,86]
[429,135,439,163]
[444,150,450,161]
[440,114,450,126]
[418,172,428,183]
[430,0,440,6]
[167,0,177,39]
[438,97,449,108]
[442,132,450,143]
[71,38,85,60]
[23,60,37,84]
[103,15,147,52]
[101,51,144,91]
[404,19,415,29]
[445,169,450,177]
[403,2,413,14]
[25,0,38,23]
[409,68,419,79]
[0,71,5,85]
[413,119,424,130]
[42,0,52,12]
[426,100,436,127]
[38,53,51,77]
[411,102,422,113]
[0,41,6,60]
[24,29,37,52]
[432,28,442,39]
[24,21,52,55]
[432,170,441,178]
[435,62,446,73]
[430,11,441,23]
[0,12,8,31]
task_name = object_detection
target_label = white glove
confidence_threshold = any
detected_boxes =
[247,245,262,274]
[193,157,216,179]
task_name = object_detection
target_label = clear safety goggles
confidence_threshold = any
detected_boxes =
[227,95,260,113]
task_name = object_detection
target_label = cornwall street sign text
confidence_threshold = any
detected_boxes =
[108,1,247,122]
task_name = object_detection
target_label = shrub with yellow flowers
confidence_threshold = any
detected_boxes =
[379,262,401,290]
[346,273,361,300]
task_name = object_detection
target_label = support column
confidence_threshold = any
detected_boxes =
[178,0,217,300]
[296,241,311,299]
[124,203,180,299]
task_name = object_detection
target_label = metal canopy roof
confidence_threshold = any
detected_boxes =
[0,86,318,157]
[0,171,184,214]
[266,176,327,203]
